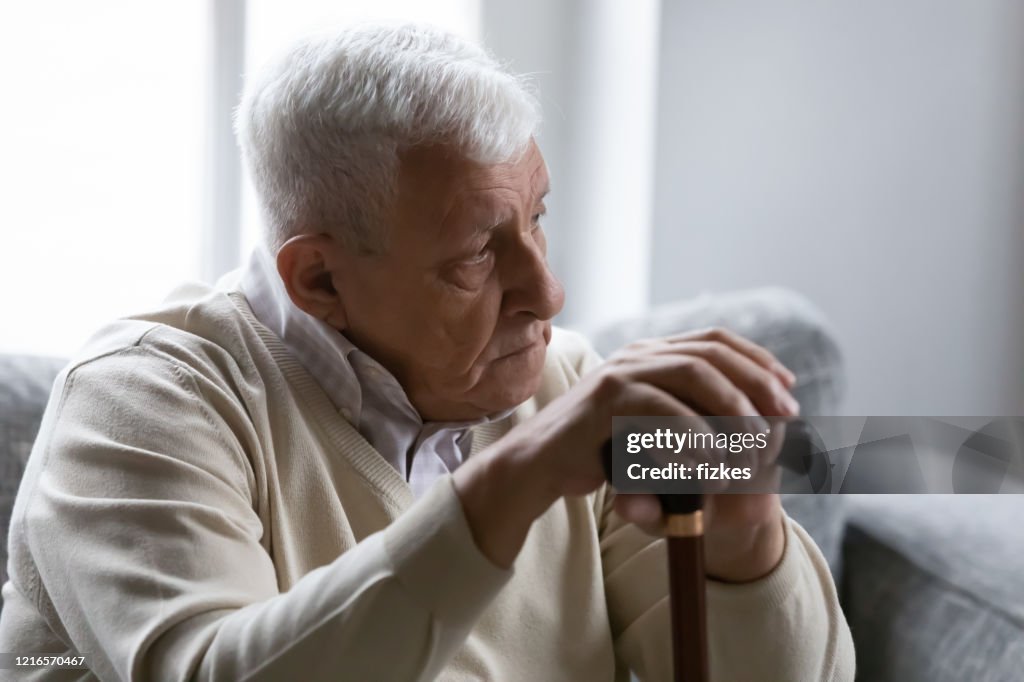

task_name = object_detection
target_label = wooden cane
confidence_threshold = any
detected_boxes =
[661,493,708,682]
[601,440,708,682]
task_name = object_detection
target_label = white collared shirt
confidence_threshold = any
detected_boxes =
[237,246,507,498]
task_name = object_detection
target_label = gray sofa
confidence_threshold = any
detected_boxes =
[2,289,1022,680]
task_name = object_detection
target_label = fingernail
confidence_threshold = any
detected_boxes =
[749,415,770,435]
[783,393,800,416]
[776,363,797,385]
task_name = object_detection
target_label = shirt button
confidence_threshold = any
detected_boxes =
[340,407,354,422]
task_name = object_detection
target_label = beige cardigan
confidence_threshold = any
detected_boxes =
[0,284,854,681]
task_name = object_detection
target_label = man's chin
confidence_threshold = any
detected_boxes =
[480,349,547,410]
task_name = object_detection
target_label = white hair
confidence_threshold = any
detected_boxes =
[235,22,542,253]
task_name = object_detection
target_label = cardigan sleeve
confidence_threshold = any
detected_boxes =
[15,347,510,682]
[597,494,855,681]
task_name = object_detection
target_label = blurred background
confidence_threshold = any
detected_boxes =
[2,0,1022,416]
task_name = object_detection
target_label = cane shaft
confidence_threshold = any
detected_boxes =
[666,512,708,682]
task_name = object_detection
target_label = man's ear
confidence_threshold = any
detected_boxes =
[276,233,348,329]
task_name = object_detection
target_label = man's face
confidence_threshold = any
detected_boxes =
[331,140,565,421]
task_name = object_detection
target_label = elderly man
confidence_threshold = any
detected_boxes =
[0,23,853,681]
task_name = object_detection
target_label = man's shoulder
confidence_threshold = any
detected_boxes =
[67,282,261,382]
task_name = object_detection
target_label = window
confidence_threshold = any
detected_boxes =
[0,0,479,358]
[0,2,206,356]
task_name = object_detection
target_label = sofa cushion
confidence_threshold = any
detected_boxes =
[587,287,845,417]
[0,354,66,589]
[844,495,1024,681]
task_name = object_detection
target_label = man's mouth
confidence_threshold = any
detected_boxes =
[495,333,545,361]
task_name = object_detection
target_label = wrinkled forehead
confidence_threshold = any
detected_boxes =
[396,141,549,227]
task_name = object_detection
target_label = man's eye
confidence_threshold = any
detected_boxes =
[461,249,492,267]
[531,213,544,229]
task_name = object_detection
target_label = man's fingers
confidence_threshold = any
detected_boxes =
[623,355,760,417]
[613,493,664,536]
[609,380,721,471]
[611,378,703,419]
[761,418,788,465]
[657,341,799,417]
[665,327,797,388]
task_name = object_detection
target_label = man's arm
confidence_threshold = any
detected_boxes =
[453,328,855,680]
[455,327,800,573]
[13,348,509,681]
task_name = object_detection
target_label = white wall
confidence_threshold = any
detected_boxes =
[651,0,1024,415]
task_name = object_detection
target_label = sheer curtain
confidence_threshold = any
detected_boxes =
[0,2,206,356]
[0,0,480,357]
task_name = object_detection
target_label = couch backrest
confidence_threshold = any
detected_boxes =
[0,355,67,592]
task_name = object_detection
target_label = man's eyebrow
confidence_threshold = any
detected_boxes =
[473,186,551,234]
[475,212,510,234]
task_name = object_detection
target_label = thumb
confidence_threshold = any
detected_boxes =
[613,493,665,536]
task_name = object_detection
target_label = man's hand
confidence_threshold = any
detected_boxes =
[453,328,798,579]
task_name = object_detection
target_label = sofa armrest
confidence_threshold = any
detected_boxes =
[843,495,1024,681]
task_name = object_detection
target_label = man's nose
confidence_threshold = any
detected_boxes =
[501,234,565,321]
